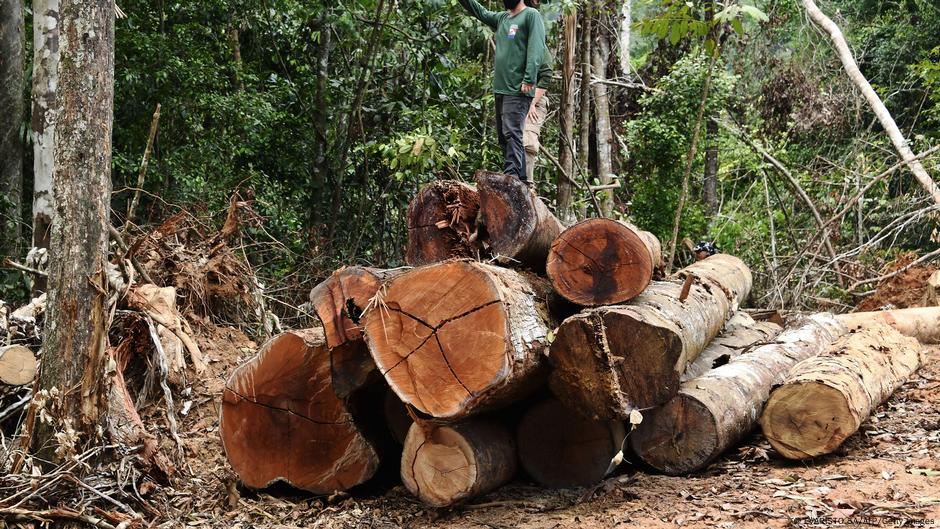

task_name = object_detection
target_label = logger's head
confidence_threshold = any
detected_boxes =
[503,0,525,10]
[524,0,541,7]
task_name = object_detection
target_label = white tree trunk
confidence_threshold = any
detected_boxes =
[619,0,631,77]
[31,0,59,251]
[591,29,614,216]
[801,0,940,205]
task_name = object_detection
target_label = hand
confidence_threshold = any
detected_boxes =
[527,104,539,123]
[521,82,535,93]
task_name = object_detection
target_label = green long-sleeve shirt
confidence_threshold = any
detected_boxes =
[458,0,547,96]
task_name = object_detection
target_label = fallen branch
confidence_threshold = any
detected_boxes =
[2,259,47,278]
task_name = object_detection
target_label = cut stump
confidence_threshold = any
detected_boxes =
[0,346,37,386]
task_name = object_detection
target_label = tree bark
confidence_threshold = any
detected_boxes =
[630,314,846,475]
[591,26,615,217]
[362,260,552,420]
[556,13,577,224]
[837,306,940,344]
[401,419,517,507]
[30,0,58,258]
[761,324,922,459]
[0,0,24,257]
[548,254,752,420]
[517,398,625,488]
[923,271,940,307]
[33,0,113,459]
[801,0,940,205]
[309,266,408,398]
[578,8,592,193]
[475,170,564,271]
[619,0,632,77]
[547,219,662,306]
[405,180,482,266]
[680,312,782,382]
[220,328,381,492]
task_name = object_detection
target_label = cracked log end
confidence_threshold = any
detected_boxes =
[220,328,380,493]
[401,420,516,507]
[547,219,658,306]
[406,180,481,266]
[475,170,562,271]
[517,398,626,488]
[362,260,550,420]
[629,394,719,476]
[0,346,38,386]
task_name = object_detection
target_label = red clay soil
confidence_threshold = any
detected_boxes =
[155,319,940,529]
[856,253,937,312]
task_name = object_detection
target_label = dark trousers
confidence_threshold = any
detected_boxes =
[495,94,533,181]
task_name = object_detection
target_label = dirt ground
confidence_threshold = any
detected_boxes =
[152,322,940,529]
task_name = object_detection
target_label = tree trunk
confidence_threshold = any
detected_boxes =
[923,271,940,307]
[681,312,782,382]
[619,0,632,77]
[578,8,592,191]
[220,328,381,492]
[801,0,940,205]
[629,314,846,475]
[547,219,662,306]
[475,170,564,271]
[548,254,752,420]
[401,419,517,507]
[517,398,625,488]
[556,13,577,224]
[405,180,482,266]
[0,0,24,257]
[309,266,408,398]
[33,0,114,459]
[704,123,718,215]
[761,324,922,460]
[591,27,614,217]
[30,0,58,259]
[0,345,37,386]
[835,306,940,344]
[362,260,552,420]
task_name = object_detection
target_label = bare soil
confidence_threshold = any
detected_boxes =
[155,323,940,529]
[856,253,937,312]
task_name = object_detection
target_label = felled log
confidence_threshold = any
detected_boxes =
[760,324,922,460]
[682,312,782,381]
[309,266,408,398]
[517,398,625,488]
[401,419,516,507]
[475,170,564,270]
[549,254,752,420]
[546,219,662,306]
[406,180,482,266]
[837,306,940,344]
[220,328,381,493]
[629,314,846,475]
[0,346,37,386]
[362,260,552,420]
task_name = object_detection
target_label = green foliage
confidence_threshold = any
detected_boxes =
[635,0,767,51]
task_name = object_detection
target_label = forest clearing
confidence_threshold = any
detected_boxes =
[2,0,940,527]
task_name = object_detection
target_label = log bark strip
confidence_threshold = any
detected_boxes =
[362,260,552,420]
[406,180,482,266]
[220,328,380,493]
[517,398,625,488]
[401,419,517,507]
[310,266,408,398]
[837,306,940,345]
[760,324,923,460]
[547,219,662,306]
[549,254,752,420]
[476,170,564,270]
[682,312,782,382]
[629,314,846,475]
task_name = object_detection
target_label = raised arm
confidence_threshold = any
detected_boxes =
[457,0,500,30]
[524,12,547,86]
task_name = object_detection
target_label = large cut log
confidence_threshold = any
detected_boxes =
[629,314,846,475]
[0,346,38,386]
[837,306,940,344]
[548,254,752,420]
[310,266,408,398]
[401,419,516,507]
[546,219,662,306]
[220,328,381,493]
[475,170,564,270]
[682,312,782,382]
[760,324,923,460]
[517,398,625,488]
[406,180,482,266]
[362,260,552,420]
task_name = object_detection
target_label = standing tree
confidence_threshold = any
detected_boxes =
[0,0,25,257]
[33,0,114,459]
[31,0,59,256]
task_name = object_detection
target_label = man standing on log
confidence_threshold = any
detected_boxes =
[458,0,547,182]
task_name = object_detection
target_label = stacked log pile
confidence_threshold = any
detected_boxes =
[219,172,940,507]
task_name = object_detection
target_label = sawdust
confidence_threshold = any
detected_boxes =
[856,252,937,312]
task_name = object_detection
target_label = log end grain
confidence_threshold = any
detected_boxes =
[629,394,719,476]
[406,180,481,266]
[759,381,854,460]
[0,345,38,386]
